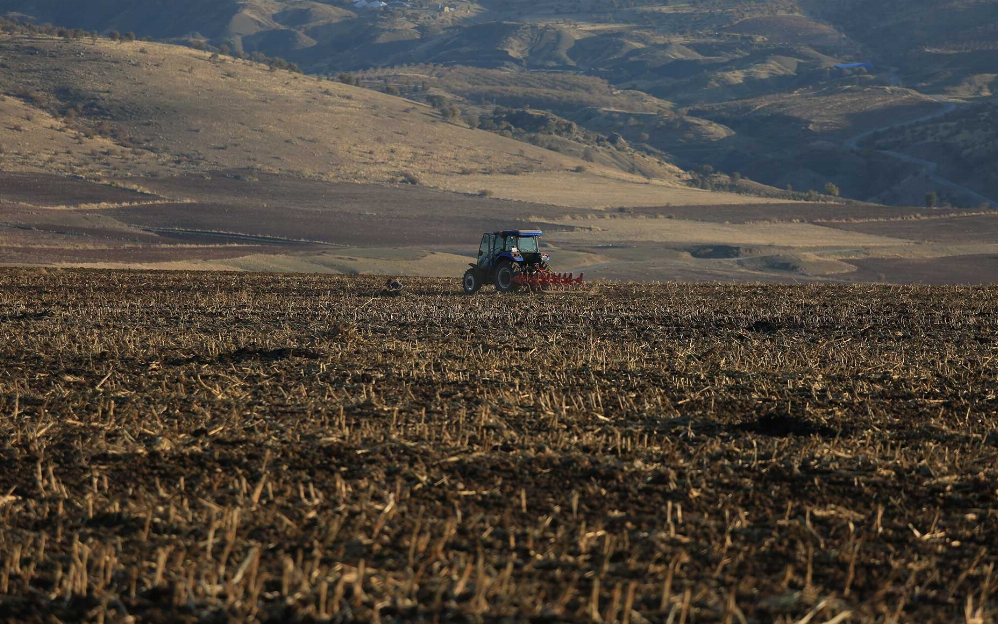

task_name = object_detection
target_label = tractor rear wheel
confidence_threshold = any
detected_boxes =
[494,260,519,293]
[463,269,481,294]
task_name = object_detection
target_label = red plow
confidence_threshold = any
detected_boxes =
[513,270,584,292]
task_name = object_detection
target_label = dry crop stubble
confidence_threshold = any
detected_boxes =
[0,269,997,623]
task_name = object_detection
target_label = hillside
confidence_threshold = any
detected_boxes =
[3,30,998,282]
[806,0,998,92]
[4,1,997,206]
[866,100,998,204]
[0,33,732,208]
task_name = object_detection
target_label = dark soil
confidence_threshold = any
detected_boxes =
[0,269,996,623]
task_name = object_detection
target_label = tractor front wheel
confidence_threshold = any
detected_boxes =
[463,269,481,294]
[494,260,519,293]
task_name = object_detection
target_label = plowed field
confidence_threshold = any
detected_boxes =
[1,270,997,623]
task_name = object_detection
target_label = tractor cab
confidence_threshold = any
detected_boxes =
[475,230,544,270]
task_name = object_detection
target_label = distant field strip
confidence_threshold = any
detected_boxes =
[424,171,784,208]
[539,216,916,246]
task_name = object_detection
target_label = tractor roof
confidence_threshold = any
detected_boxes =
[494,230,542,237]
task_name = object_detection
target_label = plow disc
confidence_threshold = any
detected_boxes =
[513,270,584,291]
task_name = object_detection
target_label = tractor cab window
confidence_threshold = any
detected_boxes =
[517,237,538,253]
[503,236,517,252]
[478,234,493,265]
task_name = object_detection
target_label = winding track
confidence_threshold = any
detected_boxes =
[844,96,997,208]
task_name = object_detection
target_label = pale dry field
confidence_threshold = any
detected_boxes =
[422,171,782,208]
[83,250,477,276]
[5,168,998,284]
[537,215,915,247]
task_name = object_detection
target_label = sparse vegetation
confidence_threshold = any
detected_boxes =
[3,0,990,207]
[872,101,998,203]
[3,0,995,185]
[1,35,665,202]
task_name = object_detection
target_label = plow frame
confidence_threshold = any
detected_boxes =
[513,270,584,292]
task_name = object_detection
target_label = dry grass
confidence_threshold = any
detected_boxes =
[537,214,913,247]
[1,270,997,622]
[0,95,156,177]
[193,249,477,276]
[422,171,779,208]
[0,34,707,208]
[693,87,941,139]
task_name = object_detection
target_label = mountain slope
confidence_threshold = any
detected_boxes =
[0,33,746,208]
[866,100,998,204]
[4,0,996,207]
[806,0,998,91]
[2,0,247,39]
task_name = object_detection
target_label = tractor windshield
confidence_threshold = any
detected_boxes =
[516,236,538,253]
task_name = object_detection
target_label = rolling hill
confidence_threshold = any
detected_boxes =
[4,0,997,205]
[0,31,739,207]
[6,0,992,92]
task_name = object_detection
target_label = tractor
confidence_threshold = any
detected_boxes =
[462,230,583,294]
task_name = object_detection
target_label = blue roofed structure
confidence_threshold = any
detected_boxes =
[835,62,873,69]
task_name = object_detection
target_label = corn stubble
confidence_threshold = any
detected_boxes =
[1,269,997,623]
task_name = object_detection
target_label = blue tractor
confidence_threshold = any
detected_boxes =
[463,230,583,294]
[463,230,548,294]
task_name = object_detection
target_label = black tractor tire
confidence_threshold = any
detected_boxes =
[493,260,520,293]
[462,269,481,294]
